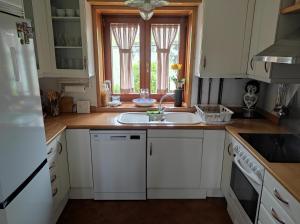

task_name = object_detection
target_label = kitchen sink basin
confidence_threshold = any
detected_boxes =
[117,112,202,125]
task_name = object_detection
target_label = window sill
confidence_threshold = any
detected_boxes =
[92,102,192,113]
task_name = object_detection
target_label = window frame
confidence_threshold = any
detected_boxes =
[102,15,188,101]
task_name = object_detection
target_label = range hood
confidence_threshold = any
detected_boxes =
[253,28,300,64]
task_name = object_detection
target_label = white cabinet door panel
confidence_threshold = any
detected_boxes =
[147,138,203,189]
[247,0,281,80]
[201,130,225,190]
[66,129,93,188]
[198,0,254,78]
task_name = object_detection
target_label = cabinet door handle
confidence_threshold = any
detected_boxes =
[271,208,286,224]
[150,143,153,156]
[264,62,270,73]
[58,142,63,154]
[51,174,57,183]
[250,57,254,71]
[274,188,289,206]
[203,56,207,70]
[47,147,53,155]
[227,143,232,156]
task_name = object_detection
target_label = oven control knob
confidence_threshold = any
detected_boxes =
[242,155,247,160]
[249,162,253,168]
[239,151,244,157]
[245,158,250,164]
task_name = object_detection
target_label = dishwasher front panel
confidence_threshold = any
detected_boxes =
[91,131,146,200]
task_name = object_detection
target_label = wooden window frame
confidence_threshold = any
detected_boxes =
[92,5,198,109]
[103,15,187,101]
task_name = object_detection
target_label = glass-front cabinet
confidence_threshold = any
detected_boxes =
[45,0,94,78]
[24,0,94,78]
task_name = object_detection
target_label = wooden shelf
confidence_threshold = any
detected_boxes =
[281,2,300,14]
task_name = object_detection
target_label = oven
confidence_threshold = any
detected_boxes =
[228,142,265,224]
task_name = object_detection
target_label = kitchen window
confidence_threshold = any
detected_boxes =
[102,15,188,101]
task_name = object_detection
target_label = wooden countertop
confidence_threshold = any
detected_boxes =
[44,112,226,144]
[44,112,300,203]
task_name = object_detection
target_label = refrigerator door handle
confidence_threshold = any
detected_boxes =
[10,47,20,82]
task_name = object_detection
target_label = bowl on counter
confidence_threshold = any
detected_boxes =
[132,98,156,107]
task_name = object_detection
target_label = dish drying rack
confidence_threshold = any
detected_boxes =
[195,105,234,124]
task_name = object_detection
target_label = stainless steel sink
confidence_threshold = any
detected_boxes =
[117,112,202,125]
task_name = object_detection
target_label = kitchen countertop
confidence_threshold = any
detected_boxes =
[44,112,300,203]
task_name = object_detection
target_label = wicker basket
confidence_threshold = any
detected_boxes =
[195,105,234,123]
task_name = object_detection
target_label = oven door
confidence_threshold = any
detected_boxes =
[230,161,260,223]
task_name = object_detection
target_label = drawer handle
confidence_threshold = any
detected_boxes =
[49,162,55,170]
[51,174,57,183]
[227,143,232,156]
[58,142,63,154]
[52,188,58,197]
[271,208,286,224]
[47,147,53,155]
[274,188,289,206]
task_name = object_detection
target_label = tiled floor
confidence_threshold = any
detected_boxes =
[57,198,233,224]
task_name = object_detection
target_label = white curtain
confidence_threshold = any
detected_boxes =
[152,24,179,94]
[111,23,138,93]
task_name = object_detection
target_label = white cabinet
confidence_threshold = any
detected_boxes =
[247,0,300,83]
[23,0,52,76]
[44,0,94,78]
[0,0,24,16]
[46,131,70,223]
[221,132,235,200]
[147,130,204,199]
[196,0,254,78]
[260,171,300,224]
[201,130,225,197]
[66,129,93,199]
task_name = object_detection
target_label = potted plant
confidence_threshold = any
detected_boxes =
[171,63,185,107]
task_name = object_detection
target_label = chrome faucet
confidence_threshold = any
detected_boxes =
[158,93,174,112]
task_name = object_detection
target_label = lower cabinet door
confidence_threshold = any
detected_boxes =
[66,129,93,189]
[147,138,203,189]
[221,132,234,199]
[57,132,70,199]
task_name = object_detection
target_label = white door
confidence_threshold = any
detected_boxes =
[2,165,53,224]
[57,133,70,200]
[200,130,225,191]
[0,12,48,204]
[247,0,281,80]
[221,132,234,200]
[147,138,203,189]
[66,129,93,188]
[198,0,254,78]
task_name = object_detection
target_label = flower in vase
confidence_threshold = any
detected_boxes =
[171,63,185,89]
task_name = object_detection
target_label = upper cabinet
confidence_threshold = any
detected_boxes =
[196,0,255,78]
[247,0,300,83]
[24,0,52,75]
[44,0,94,78]
[24,0,94,79]
[0,0,24,16]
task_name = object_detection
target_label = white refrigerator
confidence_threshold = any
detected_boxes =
[0,12,53,224]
